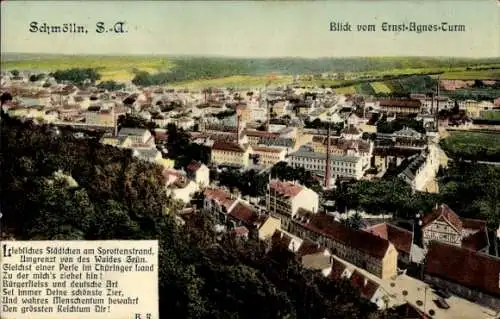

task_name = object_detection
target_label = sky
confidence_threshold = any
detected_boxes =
[1,0,499,58]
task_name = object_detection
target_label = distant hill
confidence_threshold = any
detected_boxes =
[2,54,499,84]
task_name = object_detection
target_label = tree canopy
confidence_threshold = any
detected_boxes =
[0,113,386,318]
[51,68,100,86]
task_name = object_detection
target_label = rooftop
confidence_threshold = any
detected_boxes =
[421,204,462,233]
[297,213,391,259]
[366,223,413,255]
[269,179,304,198]
[425,241,500,298]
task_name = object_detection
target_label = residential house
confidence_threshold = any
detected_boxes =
[203,187,239,223]
[203,187,280,239]
[271,229,305,254]
[340,125,363,140]
[251,145,287,167]
[289,212,398,279]
[229,202,280,239]
[424,241,500,311]
[117,127,155,149]
[349,270,387,309]
[132,148,163,163]
[185,161,210,188]
[365,223,413,265]
[398,144,440,193]
[85,106,114,126]
[210,140,251,168]
[163,169,198,204]
[421,204,490,253]
[299,241,332,276]
[326,256,353,281]
[266,179,319,231]
[100,134,132,148]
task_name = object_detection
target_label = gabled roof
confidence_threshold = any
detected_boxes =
[392,302,430,319]
[212,140,247,153]
[296,240,326,257]
[462,229,489,252]
[118,127,149,137]
[366,223,412,255]
[328,258,349,281]
[350,270,380,299]
[461,218,487,231]
[269,179,304,198]
[425,241,500,297]
[271,230,293,250]
[204,188,236,211]
[421,204,462,233]
[298,213,391,259]
[228,202,262,228]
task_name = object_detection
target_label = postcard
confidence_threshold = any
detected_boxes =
[1,1,499,319]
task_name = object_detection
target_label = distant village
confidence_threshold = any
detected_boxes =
[2,69,500,318]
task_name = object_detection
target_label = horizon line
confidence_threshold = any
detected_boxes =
[1,52,500,60]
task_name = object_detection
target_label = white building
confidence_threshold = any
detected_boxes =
[267,179,319,231]
[185,161,210,188]
[398,143,440,193]
[163,169,199,204]
[132,148,162,163]
[251,146,287,168]
[118,127,155,148]
[288,148,365,182]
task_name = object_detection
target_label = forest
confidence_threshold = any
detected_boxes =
[1,114,397,318]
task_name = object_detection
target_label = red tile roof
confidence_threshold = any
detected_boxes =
[204,188,236,211]
[350,270,380,299]
[228,202,261,228]
[461,218,487,231]
[245,129,279,138]
[379,99,422,108]
[186,160,202,172]
[271,230,293,250]
[252,146,283,153]
[296,240,326,257]
[392,303,430,319]
[421,204,462,233]
[425,241,500,297]
[366,223,412,255]
[299,213,391,259]
[328,258,349,281]
[212,140,247,153]
[269,179,303,198]
[462,230,489,252]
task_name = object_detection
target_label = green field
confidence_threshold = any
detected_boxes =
[439,69,500,80]
[440,131,500,161]
[370,82,392,93]
[170,75,293,89]
[333,86,357,94]
[480,110,500,120]
[1,56,172,82]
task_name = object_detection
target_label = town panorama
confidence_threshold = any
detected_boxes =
[1,55,500,319]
